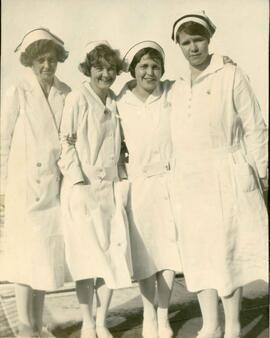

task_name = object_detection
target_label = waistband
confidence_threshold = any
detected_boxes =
[83,164,118,182]
[127,160,171,180]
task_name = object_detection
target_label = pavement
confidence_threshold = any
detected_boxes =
[0,277,268,338]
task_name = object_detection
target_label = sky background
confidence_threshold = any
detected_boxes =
[1,0,269,122]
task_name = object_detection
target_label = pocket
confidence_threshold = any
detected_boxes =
[234,161,257,192]
[70,184,96,218]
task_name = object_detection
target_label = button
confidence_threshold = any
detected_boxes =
[36,179,40,184]
[36,162,42,167]
[35,197,40,202]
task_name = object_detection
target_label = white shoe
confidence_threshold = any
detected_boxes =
[81,326,96,338]
[158,321,174,338]
[142,319,158,338]
[96,326,113,338]
[39,327,56,338]
[196,326,223,338]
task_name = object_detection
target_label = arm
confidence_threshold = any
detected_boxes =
[0,86,20,195]
[58,92,85,185]
[233,67,268,182]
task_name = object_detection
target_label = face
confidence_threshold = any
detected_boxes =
[178,31,209,68]
[134,54,162,93]
[32,51,58,83]
[90,62,117,92]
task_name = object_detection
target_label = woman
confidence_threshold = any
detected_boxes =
[58,41,132,338]
[170,11,268,338]
[117,41,182,338]
[0,28,71,337]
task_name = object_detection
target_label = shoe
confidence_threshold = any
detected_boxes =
[142,319,158,338]
[196,326,223,338]
[81,326,96,338]
[158,320,174,338]
[96,326,113,338]
[39,327,56,338]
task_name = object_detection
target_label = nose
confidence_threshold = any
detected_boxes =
[102,68,109,77]
[190,41,198,52]
[146,66,154,75]
[43,59,50,69]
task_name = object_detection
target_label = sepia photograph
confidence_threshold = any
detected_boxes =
[0,0,269,337]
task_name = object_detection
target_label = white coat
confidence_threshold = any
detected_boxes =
[170,54,268,296]
[0,70,71,290]
[59,82,132,289]
[117,80,183,281]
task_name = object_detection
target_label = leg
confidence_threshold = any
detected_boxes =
[76,279,95,328]
[32,289,45,333]
[139,274,158,338]
[221,287,242,338]
[95,278,113,338]
[197,289,222,337]
[156,270,175,338]
[15,283,36,336]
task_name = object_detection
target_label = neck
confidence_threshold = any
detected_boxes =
[39,78,53,97]
[190,54,212,80]
[132,85,153,103]
[90,82,108,105]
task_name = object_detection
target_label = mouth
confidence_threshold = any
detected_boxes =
[189,54,201,58]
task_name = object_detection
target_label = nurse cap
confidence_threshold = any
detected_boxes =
[171,10,216,42]
[15,27,64,52]
[122,40,165,72]
[80,40,111,63]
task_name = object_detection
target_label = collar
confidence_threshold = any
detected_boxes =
[118,80,163,105]
[21,69,65,94]
[179,53,224,83]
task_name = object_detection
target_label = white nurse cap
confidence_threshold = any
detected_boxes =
[171,10,216,42]
[80,40,111,63]
[122,40,165,72]
[15,27,64,52]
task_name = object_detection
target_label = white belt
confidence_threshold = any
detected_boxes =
[127,161,171,180]
[83,164,118,181]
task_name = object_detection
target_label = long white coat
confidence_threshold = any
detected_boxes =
[59,82,132,289]
[170,54,268,296]
[117,80,183,280]
[0,70,71,290]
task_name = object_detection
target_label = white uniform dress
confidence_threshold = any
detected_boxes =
[59,81,132,289]
[117,80,183,281]
[0,70,71,291]
[170,54,268,296]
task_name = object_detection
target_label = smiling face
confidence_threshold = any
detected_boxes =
[31,50,58,84]
[90,60,117,92]
[178,31,210,69]
[134,54,162,94]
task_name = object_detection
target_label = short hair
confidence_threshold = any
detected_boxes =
[176,21,210,44]
[20,39,69,67]
[79,44,122,77]
[129,47,165,78]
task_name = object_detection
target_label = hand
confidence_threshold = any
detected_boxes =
[223,55,237,66]
[66,133,77,145]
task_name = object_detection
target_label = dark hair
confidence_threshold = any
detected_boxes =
[79,44,122,77]
[129,47,165,78]
[20,39,68,67]
[176,22,210,44]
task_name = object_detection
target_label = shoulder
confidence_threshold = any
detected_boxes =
[64,87,88,107]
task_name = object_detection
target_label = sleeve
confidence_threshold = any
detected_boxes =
[0,86,20,194]
[58,92,85,185]
[233,67,268,178]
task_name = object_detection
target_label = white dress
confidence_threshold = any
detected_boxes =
[59,81,132,289]
[0,70,70,290]
[117,80,183,280]
[170,54,268,296]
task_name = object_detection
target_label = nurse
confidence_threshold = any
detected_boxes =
[117,41,182,338]
[59,41,132,338]
[0,28,71,337]
[170,11,268,338]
